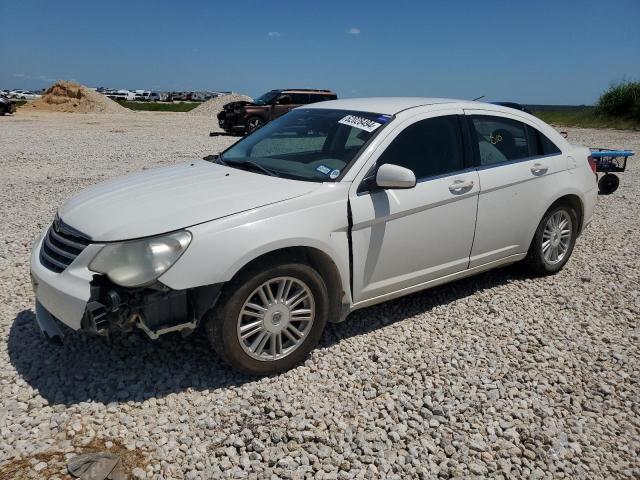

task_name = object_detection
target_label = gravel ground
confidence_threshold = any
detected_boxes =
[0,111,638,479]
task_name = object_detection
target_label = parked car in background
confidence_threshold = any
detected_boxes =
[9,90,41,100]
[170,92,187,101]
[29,98,596,375]
[492,102,533,115]
[106,90,136,101]
[218,89,338,134]
[147,92,161,102]
[133,90,150,101]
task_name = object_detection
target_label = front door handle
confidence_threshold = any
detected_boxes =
[448,179,474,194]
[531,163,548,176]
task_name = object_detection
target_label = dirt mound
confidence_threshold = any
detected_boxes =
[23,81,129,114]
[188,93,253,116]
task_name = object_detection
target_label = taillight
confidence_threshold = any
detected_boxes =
[587,155,597,174]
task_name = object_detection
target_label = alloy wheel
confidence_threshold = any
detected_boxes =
[248,118,263,131]
[542,210,572,265]
[237,276,315,361]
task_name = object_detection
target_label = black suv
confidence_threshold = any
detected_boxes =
[217,89,337,134]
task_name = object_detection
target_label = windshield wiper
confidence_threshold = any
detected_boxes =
[219,157,280,177]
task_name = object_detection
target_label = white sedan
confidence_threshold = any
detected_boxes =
[30,98,597,375]
[9,89,41,100]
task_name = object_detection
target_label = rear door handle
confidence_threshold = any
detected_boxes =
[531,163,548,175]
[448,179,474,194]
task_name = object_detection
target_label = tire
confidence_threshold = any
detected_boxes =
[204,261,329,375]
[245,116,264,134]
[598,174,619,195]
[524,203,578,275]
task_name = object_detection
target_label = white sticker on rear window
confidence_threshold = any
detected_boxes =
[338,115,382,132]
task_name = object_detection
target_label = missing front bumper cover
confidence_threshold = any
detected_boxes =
[35,301,65,345]
[79,279,223,339]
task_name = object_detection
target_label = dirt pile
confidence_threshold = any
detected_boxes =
[188,93,253,116]
[23,81,129,113]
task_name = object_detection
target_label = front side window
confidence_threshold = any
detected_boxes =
[253,90,281,105]
[470,116,533,165]
[377,115,464,180]
[221,109,390,181]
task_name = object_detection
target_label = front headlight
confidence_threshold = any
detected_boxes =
[89,230,192,287]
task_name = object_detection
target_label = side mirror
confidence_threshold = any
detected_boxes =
[375,164,416,189]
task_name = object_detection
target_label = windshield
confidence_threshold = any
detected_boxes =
[221,108,391,182]
[253,90,281,105]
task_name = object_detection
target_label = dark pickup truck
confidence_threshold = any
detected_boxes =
[217,89,337,134]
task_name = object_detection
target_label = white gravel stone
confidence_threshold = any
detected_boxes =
[0,112,639,479]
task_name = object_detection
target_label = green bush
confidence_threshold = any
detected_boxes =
[596,81,640,120]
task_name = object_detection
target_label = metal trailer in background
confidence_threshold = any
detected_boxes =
[590,149,635,195]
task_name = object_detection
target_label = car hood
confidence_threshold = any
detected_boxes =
[223,100,257,110]
[58,160,319,241]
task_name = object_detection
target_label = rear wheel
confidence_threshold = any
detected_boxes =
[525,203,578,275]
[205,262,329,375]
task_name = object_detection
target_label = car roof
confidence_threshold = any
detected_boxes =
[277,89,335,94]
[304,97,476,115]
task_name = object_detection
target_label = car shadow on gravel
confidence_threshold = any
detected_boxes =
[8,264,528,406]
[321,264,529,348]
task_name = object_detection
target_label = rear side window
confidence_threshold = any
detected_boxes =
[377,115,464,180]
[536,128,561,155]
[470,116,533,165]
[311,94,336,102]
[289,93,310,104]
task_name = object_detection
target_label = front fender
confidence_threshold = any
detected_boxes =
[158,184,352,303]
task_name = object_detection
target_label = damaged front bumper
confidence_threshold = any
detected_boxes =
[30,233,221,343]
[217,109,245,133]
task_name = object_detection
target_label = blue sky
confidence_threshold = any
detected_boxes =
[1,0,639,104]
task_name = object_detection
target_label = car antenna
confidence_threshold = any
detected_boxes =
[472,95,485,101]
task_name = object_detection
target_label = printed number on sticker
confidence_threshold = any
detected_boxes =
[338,115,382,132]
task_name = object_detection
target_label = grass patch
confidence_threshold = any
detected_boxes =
[597,81,640,120]
[11,100,27,108]
[117,100,200,112]
[533,108,640,130]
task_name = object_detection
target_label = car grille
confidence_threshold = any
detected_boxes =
[39,218,91,273]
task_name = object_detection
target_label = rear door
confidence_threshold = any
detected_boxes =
[349,110,479,304]
[464,110,565,267]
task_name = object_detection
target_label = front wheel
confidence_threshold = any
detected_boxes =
[525,203,578,275]
[205,262,329,375]
[245,116,264,134]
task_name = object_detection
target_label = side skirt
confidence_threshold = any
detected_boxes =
[349,253,526,312]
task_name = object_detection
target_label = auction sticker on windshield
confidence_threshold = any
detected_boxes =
[316,164,331,175]
[338,115,382,132]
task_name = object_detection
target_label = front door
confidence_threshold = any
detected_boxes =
[349,111,479,304]
[272,94,300,119]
